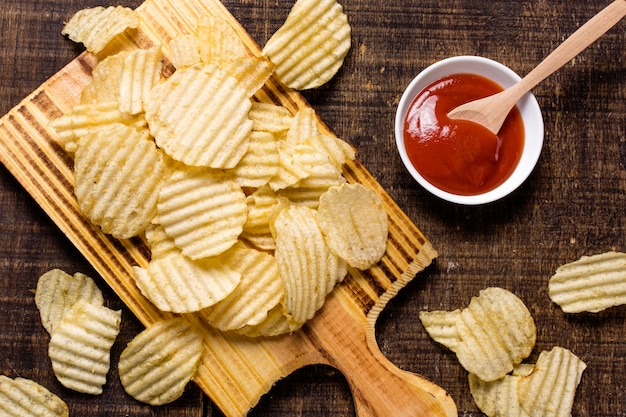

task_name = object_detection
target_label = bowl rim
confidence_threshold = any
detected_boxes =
[394,55,544,205]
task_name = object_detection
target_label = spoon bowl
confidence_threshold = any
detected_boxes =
[395,56,544,205]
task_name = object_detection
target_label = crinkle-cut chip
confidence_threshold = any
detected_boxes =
[35,269,104,335]
[197,13,249,68]
[418,309,462,351]
[469,368,530,417]
[145,63,253,169]
[262,0,351,90]
[227,131,280,188]
[518,347,586,417]
[74,123,168,239]
[306,134,356,169]
[200,241,284,331]
[117,47,163,115]
[273,204,348,328]
[276,154,345,209]
[285,107,320,147]
[49,102,147,153]
[61,6,139,54]
[243,186,283,235]
[118,318,203,406]
[548,251,626,313]
[248,102,293,134]
[168,33,201,69]
[225,56,275,98]
[240,231,276,252]
[157,167,248,259]
[133,251,241,313]
[0,376,69,417]
[235,304,293,337]
[48,301,121,395]
[316,183,388,269]
[268,141,326,191]
[144,223,179,260]
[80,53,125,105]
[455,288,536,382]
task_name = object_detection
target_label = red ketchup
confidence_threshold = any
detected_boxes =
[403,73,524,196]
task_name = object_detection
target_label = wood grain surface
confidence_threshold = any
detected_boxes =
[1,0,625,416]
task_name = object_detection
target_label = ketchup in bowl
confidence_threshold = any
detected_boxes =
[403,73,524,196]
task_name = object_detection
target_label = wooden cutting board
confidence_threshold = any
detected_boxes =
[0,0,457,415]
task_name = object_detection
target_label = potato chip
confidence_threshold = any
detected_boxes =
[74,123,168,239]
[168,34,201,69]
[133,250,241,313]
[49,102,146,153]
[118,318,203,406]
[80,53,126,105]
[0,376,69,417]
[227,131,280,188]
[48,301,121,395]
[316,183,388,269]
[518,347,586,417]
[200,241,284,331]
[62,6,139,54]
[418,309,462,351]
[268,141,315,191]
[469,370,530,417]
[145,63,253,169]
[234,304,292,338]
[35,269,104,335]
[273,204,348,329]
[306,134,356,169]
[116,47,163,115]
[225,56,275,98]
[240,186,284,251]
[420,287,536,382]
[197,13,249,68]
[285,107,320,146]
[157,167,248,259]
[262,0,351,90]
[548,251,626,313]
[144,222,179,260]
[248,102,293,134]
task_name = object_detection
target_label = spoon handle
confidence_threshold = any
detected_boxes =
[511,0,626,101]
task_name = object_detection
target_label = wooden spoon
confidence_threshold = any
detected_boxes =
[447,0,626,134]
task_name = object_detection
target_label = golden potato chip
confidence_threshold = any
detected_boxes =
[285,107,320,146]
[420,287,536,382]
[0,376,69,417]
[62,6,139,54]
[80,53,126,105]
[262,0,351,90]
[548,251,626,313]
[234,304,292,338]
[49,102,146,153]
[74,123,168,239]
[35,269,104,335]
[144,222,179,260]
[469,366,532,417]
[418,309,462,351]
[48,301,121,395]
[316,183,387,269]
[118,318,203,406]
[306,134,356,169]
[227,131,280,188]
[133,251,241,313]
[518,347,586,417]
[116,47,163,115]
[225,56,275,98]
[200,241,284,331]
[268,141,315,191]
[157,167,248,259]
[197,13,249,68]
[240,186,284,251]
[273,204,348,329]
[248,102,293,134]
[145,63,253,169]
[168,33,201,69]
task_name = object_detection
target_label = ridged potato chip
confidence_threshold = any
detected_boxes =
[225,56,275,98]
[548,251,626,313]
[227,131,280,188]
[74,123,168,239]
[248,102,293,134]
[116,47,163,115]
[118,318,203,406]
[197,13,249,68]
[168,34,201,69]
[200,241,284,331]
[306,134,356,169]
[420,287,536,382]
[273,204,348,329]
[35,269,104,335]
[48,301,121,395]
[145,63,253,169]
[157,167,248,259]
[418,309,462,351]
[262,0,351,90]
[234,304,292,338]
[469,365,534,417]
[144,223,179,260]
[518,347,586,417]
[133,251,241,313]
[240,186,284,251]
[285,107,320,146]
[61,6,139,54]
[80,53,126,104]
[316,183,388,269]
[0,376,68,417]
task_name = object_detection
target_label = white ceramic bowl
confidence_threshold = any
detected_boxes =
[394,56,544,205]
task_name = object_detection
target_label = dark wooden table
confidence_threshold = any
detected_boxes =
[1,0,625,416]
